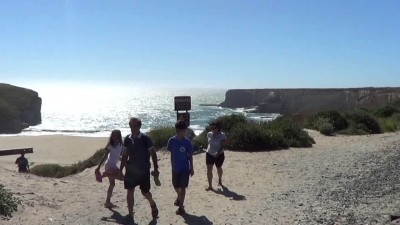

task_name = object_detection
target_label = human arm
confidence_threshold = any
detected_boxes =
[217,136,227,155]
[149,147,159,175]
[96,148,110,172]
[188,141,194,176]
[119,148,128,177]
[189,154,194,176]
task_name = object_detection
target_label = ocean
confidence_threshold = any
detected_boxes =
[10,83,275,137]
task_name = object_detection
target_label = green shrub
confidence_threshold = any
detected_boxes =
[317,120,334,136]
[340,111,381,135]
[381,118,398,132]
[0,184,21,217]
[345,111,381,134]
[194,131,208,150]
[227,121,288,151]
[379,114,400,132]
[31,148,106,178]
[374,105,399,118]
[213,114,247,133]
[194,114,247,151]
[265,116,315,147]
[306,110,348,131]
[194,114,314,152]
[339,124,370,135]
[148,126,176,149]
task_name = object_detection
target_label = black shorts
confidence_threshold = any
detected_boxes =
[124,170,151,193]
[172,171,190,188]
[206,152,225,168]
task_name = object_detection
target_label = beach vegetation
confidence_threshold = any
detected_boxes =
[315,118,335,136]
[374,105,399,118]
[148,126,176,149]
[194,114,314,151]
[306,110,348,132]
[343,110,382,134]
[0,184,21,217]
[379,113,400,132]
[30,148,106,178]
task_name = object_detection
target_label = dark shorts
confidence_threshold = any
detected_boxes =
[206,152,225,168]
[172,171,190,188]
[124,170,151,193]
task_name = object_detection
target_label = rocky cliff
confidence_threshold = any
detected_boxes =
[0,83,42,134]
[220,88,400,114]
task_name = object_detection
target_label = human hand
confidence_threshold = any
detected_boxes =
[190,169,194,177]
[118,171,124,180]
[152,169,160,177]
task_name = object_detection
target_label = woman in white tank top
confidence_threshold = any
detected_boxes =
[95,129,125,208]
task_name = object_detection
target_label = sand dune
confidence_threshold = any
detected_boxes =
[1,131,400,224]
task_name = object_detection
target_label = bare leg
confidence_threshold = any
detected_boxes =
[206,164,213,190]
[174,188,180,204]
[217,167,223,186]
[180,188,186,208]
[142,190,158,219]
[141,190,156,206]
[127,189,135,218]
[105,177,116,207]
[174,187,186,214]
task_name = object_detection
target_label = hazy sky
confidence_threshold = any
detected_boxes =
[1,0,399,89]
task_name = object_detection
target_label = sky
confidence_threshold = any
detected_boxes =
[0,0,399,89]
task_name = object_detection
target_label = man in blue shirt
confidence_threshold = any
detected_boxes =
[167,120,194,215]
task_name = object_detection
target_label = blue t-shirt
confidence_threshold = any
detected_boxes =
[167,135,193,173]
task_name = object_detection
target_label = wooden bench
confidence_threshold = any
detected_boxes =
[0,148,33,156]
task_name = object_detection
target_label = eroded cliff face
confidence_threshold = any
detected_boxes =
[0,83,42,134]
[220,88,400,114]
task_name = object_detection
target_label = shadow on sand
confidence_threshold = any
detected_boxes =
[180,212,213,225]
[100,208,139,225]
[213,184,246,201]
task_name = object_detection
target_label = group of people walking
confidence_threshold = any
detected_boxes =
[95,117,227,223]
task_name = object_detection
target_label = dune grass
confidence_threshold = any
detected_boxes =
[30,148,106,178]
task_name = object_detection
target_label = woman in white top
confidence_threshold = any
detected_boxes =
[96,129,125,208]
[205,121,227,191]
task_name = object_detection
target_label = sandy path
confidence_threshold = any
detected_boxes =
[1,131,400,224]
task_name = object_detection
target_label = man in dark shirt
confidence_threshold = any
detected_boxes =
[119,117,159,223]
[15,153,29,173]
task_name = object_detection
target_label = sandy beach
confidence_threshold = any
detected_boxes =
[1,130,400,225]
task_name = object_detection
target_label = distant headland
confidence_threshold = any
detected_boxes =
[0,83,42,134]
[219,87,400,114]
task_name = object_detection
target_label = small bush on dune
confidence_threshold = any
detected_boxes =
[31,148,106,178]
[148,126,176,150]
[194,131,208,150]
[195,114,314,152]
[228,122,289,151]
[344,111,381,134]
[265,116,315,147]
[317,120,334,136]
[193,114,247,151]
[381,118,398,132]
[306,110,348,132]
[0,184,21,217]
[379,113,400,132]
[30,164,68,178]
[374,105,399,118]
[339,124,370,135]
[213,114,247,133]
